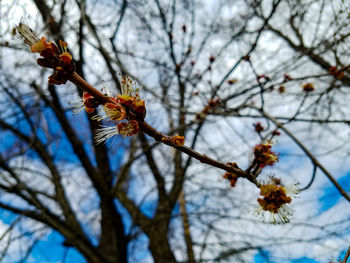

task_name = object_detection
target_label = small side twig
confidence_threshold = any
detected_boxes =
[342,246,350,263]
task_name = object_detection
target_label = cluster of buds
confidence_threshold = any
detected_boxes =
[92,75,146,142]
[302,83,315,92]
[222,172,238,187]
[222,162,239,187]
[255,176,300,224]
[72,83,143,143]
[15,24,146,143]
[329,66,344,79]
[195,97,221,121]
[15,23,74,85]
[253,141,279,168]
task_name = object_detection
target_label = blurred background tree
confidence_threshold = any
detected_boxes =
[0,0,350,262]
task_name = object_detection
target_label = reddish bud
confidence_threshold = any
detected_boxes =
[222,172,238,187]
[131,100,146,119]
[283,73,293,82]
[253,122,264,133]
[329,66,338,75]
[278,85,285,93]
[40,47,55,58]
[82,92,99,113]
[48,71,68,85]
[272,130,281,136]
[302,83,315,92]
[227,79,238,85]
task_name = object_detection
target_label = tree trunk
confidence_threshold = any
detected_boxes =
[98,198,128,263]
[147,224,177,263]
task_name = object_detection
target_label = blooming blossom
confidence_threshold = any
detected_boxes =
[92,102,126,122]
[94,125,119,144]
[117,120,139,137]
[116,74,146,119]
[16,23,75,84]
[255,176,300,224]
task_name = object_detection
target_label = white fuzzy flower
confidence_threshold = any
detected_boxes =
[94,125,119,144]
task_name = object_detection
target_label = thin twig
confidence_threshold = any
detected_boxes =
[68,71,260,186]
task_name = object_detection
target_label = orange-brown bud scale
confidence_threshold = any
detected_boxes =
[132,100,145,113]
[117,94,134,106]
[161,136,172,144]
[48,71,68,85]
[82,92,99,113]
[40,46,56,58]
[131,100,146,119]
[60,52,73,64]
[37,58,51,68]
[171,135,185,146]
